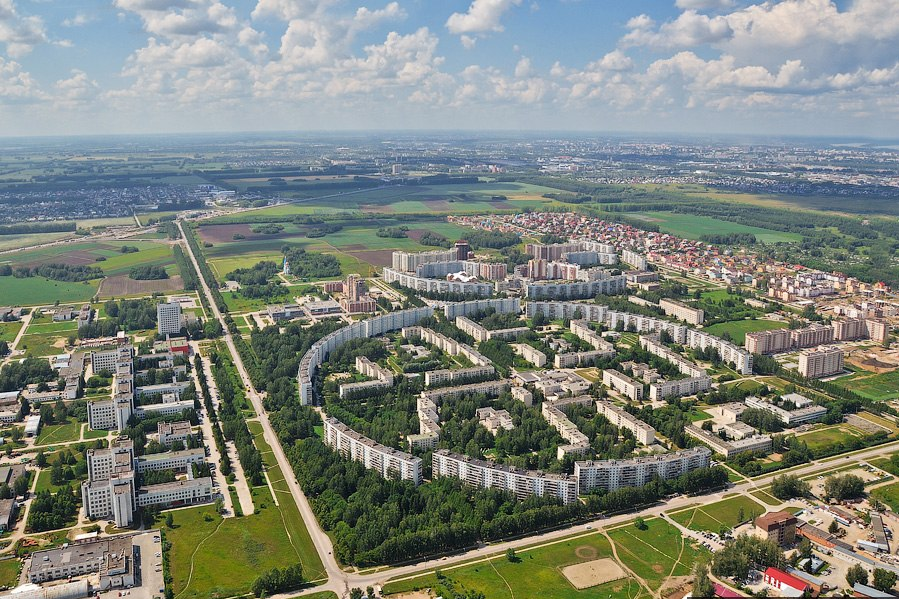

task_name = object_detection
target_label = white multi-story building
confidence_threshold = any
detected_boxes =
[392,249,458,273]
[542,395,592,459]
[639,335,706,378]
[525,302,688,343]
[601,369,644,402]
[574,447,711,493]
[649,376,712,400]
[745,396,827,426]
[511,343,547,367]
[424,365,495,387]
[686,329,753,375]
[158,421,193,446]
[443,298,520,320]
[554,349,615,368]
[659,299,704,325]
[745,328,793,355]
[432,449,578,504]
[798,346,844,378]
[685,424,772,460]
[595,400,655,444]
[524,276,626,300]
[476,407,515,435]
[455,316,528,342]
[383,268,494,297]
[570,320,615,352]
[621,250,649,270]
[323,417,422,485]
[156,302,183,336]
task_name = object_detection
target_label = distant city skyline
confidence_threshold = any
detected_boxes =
[0,0,897,138]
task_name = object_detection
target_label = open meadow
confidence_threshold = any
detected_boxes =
[702,319,787,345]
[669,495,766,533]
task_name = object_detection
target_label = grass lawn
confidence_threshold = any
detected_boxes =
[607,517,707,592]
[871,481,899,513]
[702,319,787,345]
[20,333,70,357]
[35,418,81,446]
[83,427,109,441]
[792,425,865,452]
[636,212,802,244]
[383,531,650,599]
[750,490,782,506]
[0,321,23,344]
[166,480,324,599]
[247,421,325,580]
[835,370,899,401]
[669,496,765,533]
[25,320,78,335]
[0,556,20,587]
[0,277,99,306]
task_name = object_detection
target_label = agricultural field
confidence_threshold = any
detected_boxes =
[634,212,802,244]
[0,231,73,252]
[702,319,787,345]
[669,495,766,533]
[834,369,899,401]
[0,278,99,306]
[383,530,651,599]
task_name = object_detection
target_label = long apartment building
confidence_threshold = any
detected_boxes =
[601,369,645,402]
[339,356,395,399]
[81,438,212,527]
[621,249,649,270]
[526,302,688,343]
[798,346,844,378]
[383,267,494,297]
[455,315,528,343]
[595,400,655,444]
[659,298,705,325]
[511,343,547,367]
[639,335,706,378]
[443,298,521,320]
[323,417,423,485]
[299,307,435,405]
[402,325,491,367]
[554,349,614,369]
[649,377,711,401]
[417,260,508,281]
[542,395,592,459]
[415,380,511,450]
[432,449,578,504]
[392,248,458,273]
[570,320,616,353]
[685,424,772,460]
[523,275,626,300]
[745,396,827,426]
[685,329,753,375]
[424,365,495,387]
[746,323,833,354]
[574,447,711,493]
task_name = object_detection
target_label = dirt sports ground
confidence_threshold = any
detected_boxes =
[562,558,626,590]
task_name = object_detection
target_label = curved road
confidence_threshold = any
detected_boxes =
[178,218,899,597]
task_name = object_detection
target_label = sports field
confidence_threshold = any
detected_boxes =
[635,212,802,244]
[669,495,765,533]
[383,530,651,599]
[702,319,787,345]
[834,369,899,401]
[793,424,867,451]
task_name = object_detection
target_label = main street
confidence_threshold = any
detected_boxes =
[177,218,899,597]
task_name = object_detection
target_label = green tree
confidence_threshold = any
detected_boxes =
[35,451,47,468]
[824,474,865,501]
[635,517,647,530]
[828,520,840,534]
[692,560,715,599]
[165,513,174,528]
[350,589,363,599]
[847,564,869,588]
[873,568,898,592]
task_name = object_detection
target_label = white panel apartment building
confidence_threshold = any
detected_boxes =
[601,369,645,402]
[383,268,494,297]
[554,349,615,369]
[649,377,712,401]
[432,449,578,504]
[511,343,547,367]
[323,417,423,485]
[524,276,626,300]
[455,316,528,343]
[392,249,458,273]
[424,365,495,387]
[156,302,183,336]
[541,395,592,458]
[574,447,711,493]
[525,302,688,343]
[685,329,753,375]
[595,400,655,444]
[443,298,521,320]
[798,346,844,378]
[570,320,616,353]
[659,299,705,325]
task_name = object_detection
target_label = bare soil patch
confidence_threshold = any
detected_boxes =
[342,244,367,251]
[98,275,184,297]
[562,558,626,590]
[359,204,394,213]
[197,224,256,244]
[347,249,395,267]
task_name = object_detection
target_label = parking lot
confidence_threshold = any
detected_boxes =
[97,532,165,599]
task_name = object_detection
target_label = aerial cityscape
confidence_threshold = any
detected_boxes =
[2,1,899,599]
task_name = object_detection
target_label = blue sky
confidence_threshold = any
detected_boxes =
[0,0,897,137]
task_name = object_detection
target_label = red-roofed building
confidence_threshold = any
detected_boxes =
[764,567,811,598]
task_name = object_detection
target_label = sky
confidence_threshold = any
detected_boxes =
[0,0,898,138]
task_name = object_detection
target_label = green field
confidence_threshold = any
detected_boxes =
[383,530,650,599]
[835,370,899,401]
[0,231,72,252]
[750,490,782,506]
[636,212,802,244]
[607,517,707,592]
[0,277,99,306]
[35,419,82,446]
[669,495,765,533]
[872,482,899,513]
[794,424,868,451]
[702,319,787,345]
[20,331,71,357]
[0,321,23,344]
[0,557,20,588]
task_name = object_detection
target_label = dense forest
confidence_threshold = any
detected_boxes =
[0,263,103,282]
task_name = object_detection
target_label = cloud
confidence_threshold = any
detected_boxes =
[446,0,521,45]
[622,10,732,49]
[675,0,734,9]
[0,0,48,57]
[62,12,97,28]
